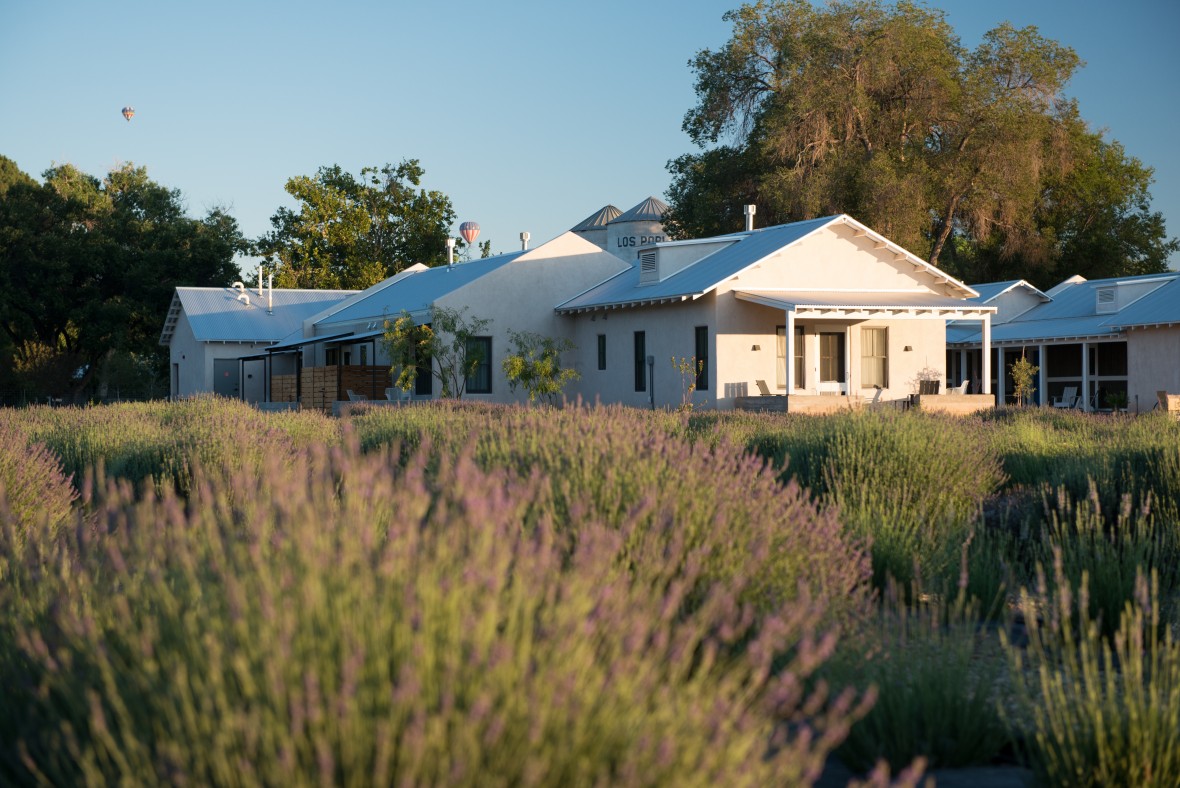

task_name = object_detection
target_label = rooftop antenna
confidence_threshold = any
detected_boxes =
[520,231,530,251]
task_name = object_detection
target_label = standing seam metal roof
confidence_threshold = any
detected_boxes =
[315,252,525,327]
[160,288,356,345]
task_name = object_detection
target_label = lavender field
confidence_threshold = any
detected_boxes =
[1,399,1178,786]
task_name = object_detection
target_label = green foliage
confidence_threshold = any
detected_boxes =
[1040,485,1180,639]
[0,419,75,542]
[382,306,492,399]
[672,356,704,412]
[1005,565,1180,787]
[500,330,579,404]
[1009,352,1039,406]
[826,587,1010,772]
[670,1,1174,285]
[255,160,457,289]
[0,416,867,786]
[0,161,244,401]
[750,410,1006,591]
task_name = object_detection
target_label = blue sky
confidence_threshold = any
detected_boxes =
[2,0,1176,272]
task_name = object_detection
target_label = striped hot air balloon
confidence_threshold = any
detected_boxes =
[122,106,135,121]
[459,221,480,245]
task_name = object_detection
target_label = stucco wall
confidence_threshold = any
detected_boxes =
[727,223,959,295]
[568,297,716,409]
[167,312,271,400]
[1127,326,1180,409]
[435,233,630,404]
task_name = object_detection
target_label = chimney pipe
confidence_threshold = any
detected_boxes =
[743,204,756,232]
[445,237,456,268]
[520,231,530,251]
[267,273,273,314]
[258,265,264,296]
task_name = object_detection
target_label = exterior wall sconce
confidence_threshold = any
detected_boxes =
[751,344,761,351]
[904,345,913,351]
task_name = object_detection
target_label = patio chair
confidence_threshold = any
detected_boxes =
[346,389,367,402]
[1051,386,1078,409]
[951,380,969,395]
[754,379,772,396]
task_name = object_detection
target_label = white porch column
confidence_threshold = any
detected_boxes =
[1038,343,1046,407]
[981,314,992,397]
[785,309,796,392]
[1081,342,1090,411]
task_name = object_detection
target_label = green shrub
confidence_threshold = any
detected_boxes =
[750,410,1005,591]
[1040,485,1180,639]
[1005,562,1180,787]
[1,439,868,786]
[0,420,76,542]
[825,585,1009,773]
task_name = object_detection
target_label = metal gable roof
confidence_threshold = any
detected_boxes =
[1102,275,1180,329]
[556,214,974,314]
[315,252,526,327]
[160,287,356,346]
[556,217,834,313]
[967,279,1051,304]
[946,273,1180,345]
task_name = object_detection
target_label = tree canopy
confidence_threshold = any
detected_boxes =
[0,157,244,400]
[254,160,459,290]
[668,0,1176,287]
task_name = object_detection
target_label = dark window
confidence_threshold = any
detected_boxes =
[819,333,846,383]
[634,331,646,392]
[466,336,492,394]
[325,348,339,366]
[694,326,709,391]
[414,352,432,396]
[597,334,606,371]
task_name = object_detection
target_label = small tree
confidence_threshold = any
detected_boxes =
[501,330,579,404]
[382,306,491,398]
[1009,351,1039,406]
[672,356,704,412]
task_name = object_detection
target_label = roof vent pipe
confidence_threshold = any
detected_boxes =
[743,204,756,232]
[446,237,456,269]
[267,273,273,314]
[258,265,264,296]
[520,231,530,251]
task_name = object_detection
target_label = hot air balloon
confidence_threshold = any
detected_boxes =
[459,221,480,246]
[121,106,135,122]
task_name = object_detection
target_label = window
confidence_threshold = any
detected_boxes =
[634,331,646,392]
[414,354,432,396]
[360,345,368,366]
[777,326,805,389]
[860,327,887,388]
[694,326,709,391]
[597,334,606,371]
[325,348,339,366]
[465,336,492,394]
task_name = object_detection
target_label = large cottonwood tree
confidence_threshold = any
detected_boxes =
[668,1,1175,286]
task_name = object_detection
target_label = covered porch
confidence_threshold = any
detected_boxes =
[259,329,395,412]
[729,290,995,411]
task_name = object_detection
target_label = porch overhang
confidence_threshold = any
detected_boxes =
[734,290,995,320]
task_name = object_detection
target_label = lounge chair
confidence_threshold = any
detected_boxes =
[1051,386,1078,409]
[950,380,969,395]
[346,389,367,402]
[755,379,772,396]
